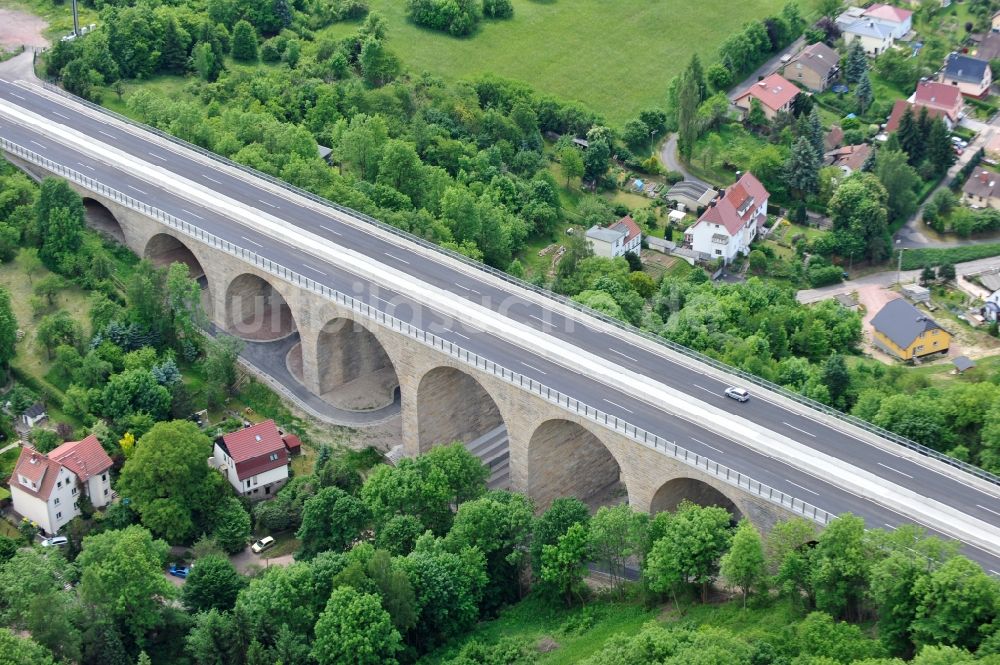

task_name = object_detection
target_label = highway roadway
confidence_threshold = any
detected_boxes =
[1,78,999,571]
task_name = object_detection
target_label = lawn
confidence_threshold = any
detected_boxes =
[335,0,819,127]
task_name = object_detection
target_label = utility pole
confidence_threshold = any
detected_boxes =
[896,247,903,285]
[71,0,80,36]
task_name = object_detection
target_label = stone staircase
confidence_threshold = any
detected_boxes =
[464,425,510,490]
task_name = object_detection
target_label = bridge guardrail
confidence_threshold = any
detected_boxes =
[0,137,836,526]
[33,82,1000,489]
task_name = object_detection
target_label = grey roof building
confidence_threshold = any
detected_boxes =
[943,53,989,85]
[870,298,948,354]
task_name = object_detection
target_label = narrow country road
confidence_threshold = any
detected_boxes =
[658,133,710,187]
[728,36,805,101]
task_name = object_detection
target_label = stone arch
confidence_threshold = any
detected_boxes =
[225,272,298,341]
[82,197,125,245]
[416,366,509,488]
[144,233,214,313]
[311,317,399,410]
[526,419,624,512]
[649,476,743,522]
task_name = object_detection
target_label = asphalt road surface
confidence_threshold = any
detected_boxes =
[1,79,998,572]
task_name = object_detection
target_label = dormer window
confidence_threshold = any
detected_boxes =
[269,453,279,461]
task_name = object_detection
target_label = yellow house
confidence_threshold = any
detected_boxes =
[871,298,951,361]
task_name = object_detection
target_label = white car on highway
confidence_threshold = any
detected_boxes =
[725,386,750,402]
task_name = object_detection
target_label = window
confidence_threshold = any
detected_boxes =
[246,479,251,489]
[54,498,60,506]
[715,249,722,256]
[101,474,106,482]
[71,488,77,496]
[56,512,62,519]
[57,480,62,488]
[103,488,108,495]
[269,452,279,462]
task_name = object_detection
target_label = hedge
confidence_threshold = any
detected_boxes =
[901,243,1000,269]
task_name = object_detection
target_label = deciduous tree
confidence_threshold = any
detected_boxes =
[720,520,766,607]
[182,554,245,612]
[312,587,402,665]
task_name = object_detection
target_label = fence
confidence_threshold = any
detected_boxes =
[32,81,999,488]
[0,136,840,525]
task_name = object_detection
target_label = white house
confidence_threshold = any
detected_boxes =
[8,435,113,535]
[685,172,769,264]
[585,215,642,259]
[839,17,896,56]
[861,3,912,39]
[20,402,47,429]
[982,289,1000,322]
[212,419,292,500]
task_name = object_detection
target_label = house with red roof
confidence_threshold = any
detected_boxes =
[585,215,642,259]
[885,99,951,133]
[8,435,113,534]
[684,172,769,264]
[733,74,800,121]
[212,420,295,499]
[910,80,963,125]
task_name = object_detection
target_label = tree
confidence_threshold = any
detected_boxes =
[560,147,585,189]
[706,63,733,91]
[855,72,873,114]
[191,42,221,82]
[338,114,389,182]
[911,556,999,650]
[359,37,401,87]
[646,502,733,604]
[185,609,240,665]
[806,106,824,159]
[212,496,252,554]
[202,334,244,403]
[845,40,868,83]
[117,420,227,543]
[920,266,937,286]
[159,17,189,74]
[312,587,402,665]
[540,522,590,606]
[77,525,173,644]
[446,490,534,613]
[926,118,956,175]
[897,106,922,165]
[829,172,891,262]
[366,548,418,633]
[720,520,766,607]
[589,504,647,595]
[0,628,55,665]
[182,554,245,612]
[36,311,82,359]
[938,263,956,282]
[375,514,424,556]
[875,148,920,222]
[297,486,371,559]
[677,70,701,159]
[821,353,851,406]
[231,20,259,62]
[34,179,85,272]
[583,127,612,182]
[810,513,871,621]
[785,136,821,197]
[0,289,17,371]
[99,368,171,423]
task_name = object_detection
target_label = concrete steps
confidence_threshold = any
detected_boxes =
[465,425,510,490]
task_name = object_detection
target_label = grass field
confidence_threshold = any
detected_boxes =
[331,0,818,126]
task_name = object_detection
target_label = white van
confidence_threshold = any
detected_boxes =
[251,536,275,554]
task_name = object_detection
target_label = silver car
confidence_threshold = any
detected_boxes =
[725,387,750,402]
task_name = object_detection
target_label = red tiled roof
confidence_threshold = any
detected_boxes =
[863,3,912,23]
[743,73,800,113]
[219,420,289,482]
[886,100,947,132]
[611,215,642,244]
[282,433,302,452]
[825,144,871,172]
[49,434,112,482]
[694,172,769,236]
[913,81,962,120]
[8,447,63,501]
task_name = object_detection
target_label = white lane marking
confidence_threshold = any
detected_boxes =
[521,361,546,375]
[148,151,167,161]
[319,224,342,236]
[692,383,717,396]
[258,199,278,209]
[29,139,45,149]
[98,129,116,139]
[690,437,723,454]
[783,421,817,438]
[181,208,204,220]
[52,111,70,120]
[303,264,328,277]
[884,523,898,531]
[877,462,914,479]
[446,329,470,340]
[77,162,95,171]
[203,175,222,184]
[127,184,147,195]
[240,235,263,248]
[603,399,633,414]
[977,504,1000,518]
[608,348,637,362]
[785,479,820,496]
[384,252,410,265]
[9,92,25,100]
[529,314,555,327]
[991,569,1000,576]
[456,284,482,294]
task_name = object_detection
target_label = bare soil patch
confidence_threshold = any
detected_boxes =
[0,8,48,51]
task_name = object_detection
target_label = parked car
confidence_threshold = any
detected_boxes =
[251,536,276,554]
[40,536,68,548]
[168,564,190,578]
[725,386,750,402]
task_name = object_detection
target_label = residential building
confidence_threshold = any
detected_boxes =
[986,132,1000,161]
[666,180,717,212]
[585,215,642,259]
[784,42,840,92]
[684,172,769,264]
[212,419,293,499]
[862,3,913,39]
[974,31,1000,62]
[871,298,951,360]
[8,435,113,535]
[824,143,871,174]
[962,169,1000,209]
[982,288,1000,322]
[837,9,896,56]
[993,10,1000,32]
[941,53,992,98]
[885,99,951,132]
[21,402,47,428]
[910,80,963,124]
[733,73,800,120]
